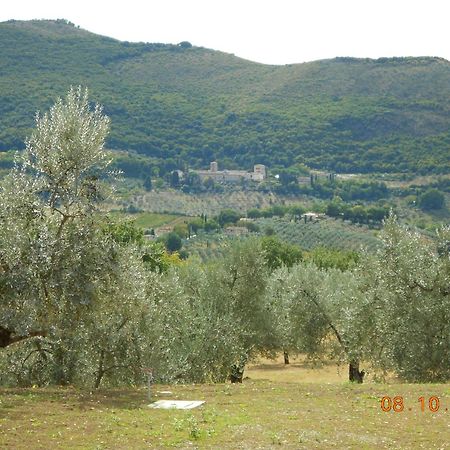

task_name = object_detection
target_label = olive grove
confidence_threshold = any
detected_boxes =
[1,89,448,388]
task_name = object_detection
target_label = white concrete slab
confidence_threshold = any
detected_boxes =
[148,400,205,410]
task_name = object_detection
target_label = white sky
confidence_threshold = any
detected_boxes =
[1,0,449,65]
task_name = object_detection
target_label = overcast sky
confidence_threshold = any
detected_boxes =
[2,0,449,65]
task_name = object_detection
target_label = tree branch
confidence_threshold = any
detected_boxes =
[0,326,47,348]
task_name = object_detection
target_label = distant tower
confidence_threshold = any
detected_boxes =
[210,161,218,172]
[253,164,266,179]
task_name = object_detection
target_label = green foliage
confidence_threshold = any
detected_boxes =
[266,264,368,370]
[187,216,220,234]
[305,247,359,271]
[103,218,178,273]
[261,236,303,271]
[104,219,145,245]
[0,20,449,175]
[170,170,180,188]
[1,85,448,386]
[0,88,183,388]
[325,201,390,224]
[204,219,220,231]
[239,220,260,233]
[217,209,241,227]
[248,204,305,220]
[418,188,445,210]
[143,175,152,191]
[214,239,276,354]
[287,178,390,201]
[0,87,151,387]
[163,231,183,253]
[162,239,276,383]
[0,150,16,169]
[173,223,189,238]
[181,171,203,193]
[110,152,153,178]
[188,217,206,233]
[360,215,450,382]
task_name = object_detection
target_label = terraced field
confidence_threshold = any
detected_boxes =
[133,190,280,216]
[107,210,184,229]
[185,217,379,262]
[121,190,381,258]
[255,217,380,252]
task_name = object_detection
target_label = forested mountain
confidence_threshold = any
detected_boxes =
[1,19,449,173]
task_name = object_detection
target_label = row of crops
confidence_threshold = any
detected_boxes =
[126,189,381,258]
[255,217,380,252]
[133,189,280,216]
[184,217,380,262]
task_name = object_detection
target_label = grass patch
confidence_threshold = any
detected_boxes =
[1,357,448,449]
[132,212,182,230]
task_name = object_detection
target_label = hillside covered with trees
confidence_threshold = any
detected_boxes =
[1,19,449,174]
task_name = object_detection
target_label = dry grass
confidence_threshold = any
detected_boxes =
[247,355,348,384]
[1,357,449,449]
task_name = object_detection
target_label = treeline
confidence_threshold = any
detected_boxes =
[325,202,390,224]
[247,202,390,225]
[2,211,449,386]
[275,174,390,201]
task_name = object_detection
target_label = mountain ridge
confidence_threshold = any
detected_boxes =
[1,19,449,174]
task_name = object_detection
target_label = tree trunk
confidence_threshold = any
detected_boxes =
[230,354,248,383]
[52,346,69,385]
[94,350,105,389]
[283,350,290,365]
[349,360,365,383]
[230,364,245,383]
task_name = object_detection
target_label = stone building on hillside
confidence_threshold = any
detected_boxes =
[194,162,266,182]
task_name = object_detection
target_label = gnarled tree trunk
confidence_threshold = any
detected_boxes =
[349,360,365,383]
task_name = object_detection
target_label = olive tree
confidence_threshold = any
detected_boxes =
[266,263,372,382]
[187,238,276,382]
[0,87,112,350]
[0,88,203,389]
[144,264,245,383]
[361,215,450,382]
[0,88,159,387]
[0,89,277,387]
